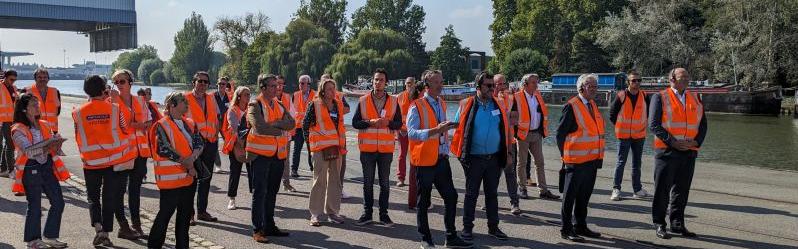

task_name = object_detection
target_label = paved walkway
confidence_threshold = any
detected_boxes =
[0,96,796,248]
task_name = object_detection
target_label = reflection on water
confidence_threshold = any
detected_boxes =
[40,81,797,171]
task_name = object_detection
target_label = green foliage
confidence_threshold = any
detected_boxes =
[149,69,167,85]
[112,45,158,78]
[214,12,271,81]
[502,48,548,81]
[296,0,348,46]
[494,0,625,74]
[430,25,470,83]
[170,12,214,84]
[137,58,163,85]
[241,32,274,85]
[350,0,428,78]
[326,29,413,84]
[160,62,174,83]
[260,18,331,93]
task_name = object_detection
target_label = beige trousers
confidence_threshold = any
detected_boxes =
[516,132,548,193]
[309,152,342,216]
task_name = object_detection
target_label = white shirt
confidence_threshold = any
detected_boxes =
[670,87,686,107]
[578,94,591,108]
[523,90,541,130]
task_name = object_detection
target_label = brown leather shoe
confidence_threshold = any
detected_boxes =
[253,231,269,243]
[197,212,218,222]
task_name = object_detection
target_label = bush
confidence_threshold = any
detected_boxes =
[149,69,167,85]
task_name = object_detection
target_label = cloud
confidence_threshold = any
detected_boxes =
[448,5,486,19]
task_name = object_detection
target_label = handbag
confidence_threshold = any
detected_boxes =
[322,145,340,161]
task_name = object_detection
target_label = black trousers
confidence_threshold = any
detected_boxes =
[250,155,285,232]
[84,167,121,232]
[0,122,13,173]
[115,156,148,226]
[148,183,196,249]
[560,160,599,232]
[652,151,696,226]
[195,141,218,214]
[227,154,251,198]
[416,156,458,241]
[463,155,502,231]
[360,152,393,216]
[291,128,313,172]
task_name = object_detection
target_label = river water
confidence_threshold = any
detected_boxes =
[41,80,798,171]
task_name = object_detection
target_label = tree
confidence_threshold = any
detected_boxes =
[137,58,163,85]
[597,0,711,77]
[170,12,214,84]
[430,25,470,83]
[489,0,517,62]
[326,29,413,84]
[112,45,158,76]
[493,0,626,74]
[241,32,274,85]
[161,62,174,83]
[709,0,798,87]
[350,0,428,77]
[149,69,167,85]
[502,48,548,81]
[260,18,331,92]
[296,0,348,47]
[214,12,271,81]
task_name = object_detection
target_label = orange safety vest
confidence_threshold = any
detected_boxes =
[615,90,648,139]
[185,91,220,143]
[246,96,290,159]
[147,100,164,121]
[357,93,398,153]
[149,117,195,190]
[278,92,296,136]
[293,90,316,128]
[29,84,60,132]
[0,84,14,122]
[221,105,245,154]
[562,96,606,164]
[10,120,70,193]
[496,93,515,144]
[307,98,346,152]
[72,100,136,170]
[397,91,416,131]
[112,95,152,157]
[450,97,512,158]
[408,96,447,167]
[514,90,549,139]
[654,90,703,151]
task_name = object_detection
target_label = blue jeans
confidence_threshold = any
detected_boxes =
[613,139,644,192]
[23,158,65,242]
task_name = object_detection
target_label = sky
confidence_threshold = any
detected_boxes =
[0,0,494,67]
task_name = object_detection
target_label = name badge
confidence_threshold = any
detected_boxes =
[380,109,386,118]
[330,113,338,118]
[491,109,501,116]
[31,170,37,175]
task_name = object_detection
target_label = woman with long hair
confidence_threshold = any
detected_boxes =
[12,93,70,248]
[221,86,252,210]
[303,79,347,226]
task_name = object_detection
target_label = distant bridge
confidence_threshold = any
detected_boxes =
[0,0,137,52]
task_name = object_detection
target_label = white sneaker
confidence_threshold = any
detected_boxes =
[27,239,49,249]
[43,238,68,248]
[633,189,650,198]
[610,188,622,201]
[227,198,237,210]
[341,191,351,199]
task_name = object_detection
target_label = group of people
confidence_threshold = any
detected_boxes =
[0,65,707,249]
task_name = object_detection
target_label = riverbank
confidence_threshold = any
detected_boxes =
[6,95,788,249]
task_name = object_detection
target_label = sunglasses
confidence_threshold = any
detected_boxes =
[196,80,210,84]
[113,80,128,85]
[630,79,642,83]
